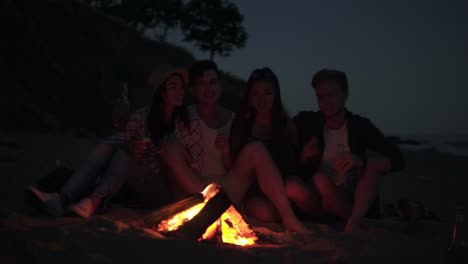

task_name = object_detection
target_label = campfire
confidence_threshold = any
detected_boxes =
[144,183,258,246]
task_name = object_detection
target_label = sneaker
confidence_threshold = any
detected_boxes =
[26,186,65,217]
[69,198,99,219]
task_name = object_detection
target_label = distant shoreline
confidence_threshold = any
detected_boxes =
[386,135,468,157]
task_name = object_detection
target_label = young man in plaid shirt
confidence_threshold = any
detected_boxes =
[161,60,310,234]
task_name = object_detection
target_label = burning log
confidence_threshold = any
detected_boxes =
[143,194,204,229]
[164,187,231,241]
[148,183,258,246]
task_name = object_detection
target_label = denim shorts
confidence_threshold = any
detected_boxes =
[319,164,357,203]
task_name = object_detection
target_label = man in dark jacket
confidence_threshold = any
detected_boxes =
[294,69,405,232]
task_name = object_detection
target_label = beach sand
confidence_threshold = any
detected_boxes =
[1,131,466,263]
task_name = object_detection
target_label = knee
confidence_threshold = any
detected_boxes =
[313,173,333,193]
[284,179,309,201]
[241,141,269,159]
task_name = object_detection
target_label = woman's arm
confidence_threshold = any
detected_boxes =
[105,109,142,146]
[216,133,232,170]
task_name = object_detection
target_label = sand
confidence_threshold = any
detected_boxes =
[1,130,466,263]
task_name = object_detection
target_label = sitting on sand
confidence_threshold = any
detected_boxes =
[27,60,405,234]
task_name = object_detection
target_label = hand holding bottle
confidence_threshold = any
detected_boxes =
[333,144,362,186]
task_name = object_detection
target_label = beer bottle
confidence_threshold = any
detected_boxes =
[448,213,467,263]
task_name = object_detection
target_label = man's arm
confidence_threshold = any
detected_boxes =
[362,118,405,172]
[216,133,232,170]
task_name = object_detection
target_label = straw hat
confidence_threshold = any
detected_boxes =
[147,64,189,96]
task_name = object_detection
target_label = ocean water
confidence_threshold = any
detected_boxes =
[397,134,468,157]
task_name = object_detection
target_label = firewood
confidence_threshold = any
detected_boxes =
[143,193,204,228]
[164,188,232,240]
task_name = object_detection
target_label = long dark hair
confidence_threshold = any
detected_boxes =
[147,72,189,146]
[230,68,295,171]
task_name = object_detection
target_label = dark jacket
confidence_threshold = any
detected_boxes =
[294,110,405,174]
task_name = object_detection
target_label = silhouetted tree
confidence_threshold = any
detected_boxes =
[79,0,115,9]
[181,0,248,60]
[79,0,182,41]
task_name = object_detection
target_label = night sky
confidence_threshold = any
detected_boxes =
[167,0,468,137]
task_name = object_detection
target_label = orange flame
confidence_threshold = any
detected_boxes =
[219,205,257,246]
[157,183,257,246]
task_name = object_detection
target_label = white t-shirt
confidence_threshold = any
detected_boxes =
[197,110,234,185]
[321,122,355,186]
[322,122,351,163]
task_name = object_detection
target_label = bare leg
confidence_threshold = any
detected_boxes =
[284,176,323,219]
[160,141,204,197]
[222,142,310,234]
[245,195,279,223]
[344,165,380,233]
[313,172,351,220]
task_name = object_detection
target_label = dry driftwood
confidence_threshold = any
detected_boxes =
[143,193,204,228]
[164,188,232,241]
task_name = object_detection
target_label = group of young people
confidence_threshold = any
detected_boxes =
[28,60,404,234]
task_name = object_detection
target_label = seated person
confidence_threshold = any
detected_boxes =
[229,67,322,223]
[161,61,310,234]
[27,66,190,218]
[294,69,405,232]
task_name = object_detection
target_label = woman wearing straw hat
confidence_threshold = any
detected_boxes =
[27,65,190,218]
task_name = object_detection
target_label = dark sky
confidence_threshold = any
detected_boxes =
[168,0,468,137]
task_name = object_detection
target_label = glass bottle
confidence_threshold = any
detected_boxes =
[448,213,467,263]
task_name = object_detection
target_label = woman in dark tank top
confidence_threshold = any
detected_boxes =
[228,67,311,222]
[229,67,298,176]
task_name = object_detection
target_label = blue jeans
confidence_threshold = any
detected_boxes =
[61,142,171,209]
[319,162,357,203]
[60,143,128,203]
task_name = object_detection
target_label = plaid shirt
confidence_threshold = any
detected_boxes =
[104,106,172,174]
[174,105,202,172]
[174,105,234,174]
[106,107,150,146]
